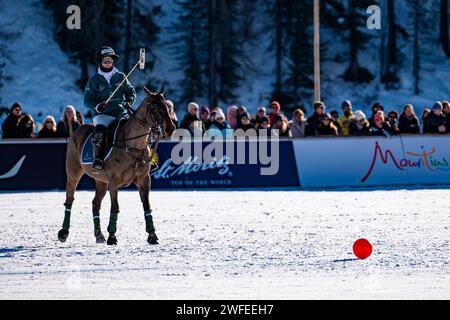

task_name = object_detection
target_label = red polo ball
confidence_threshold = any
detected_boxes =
[353,239,373,259]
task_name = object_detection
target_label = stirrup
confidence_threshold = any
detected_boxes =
[92,160,104,173]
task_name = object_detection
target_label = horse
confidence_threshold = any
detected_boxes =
[57,86,176,245]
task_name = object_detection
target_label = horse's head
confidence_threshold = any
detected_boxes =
[143,85,177,138]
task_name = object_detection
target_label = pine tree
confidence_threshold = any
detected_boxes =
[412,0,421,94]
[343,0,375,83]
[171,0,209,107]
[45,0,125,88]
[123,0,133,72]
[207,0,255,107]
[172,0,260,107]
[0,28,14,106]
[265,0,321,111]
[126,1,162,89]
[441,0,450,56]
[266,0,291,107]
[380,0,401,88]
[283,0,315,111]
[216,0,253,105]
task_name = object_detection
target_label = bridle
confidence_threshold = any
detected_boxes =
[112,97,170,167]
[118,98,165,144]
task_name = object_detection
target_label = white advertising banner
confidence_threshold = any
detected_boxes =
[400,135,450,185]
[292,136,446,188]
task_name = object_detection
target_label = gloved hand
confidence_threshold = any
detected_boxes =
[95,102,107,114]
[123,101,135,114]
[123,101,133,111]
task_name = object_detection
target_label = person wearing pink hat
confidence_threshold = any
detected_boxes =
[226,106,238,129]
[268,101,282,126]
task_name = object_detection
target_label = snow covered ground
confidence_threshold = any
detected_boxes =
[0,189,449,300]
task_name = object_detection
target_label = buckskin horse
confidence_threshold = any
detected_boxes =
[57,86,176,245]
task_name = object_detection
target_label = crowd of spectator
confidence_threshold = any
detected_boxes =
[2,99,450,140]
[177,99,450,139]
[1,103,84,139]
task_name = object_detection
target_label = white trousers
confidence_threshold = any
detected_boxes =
[93,114,116,127]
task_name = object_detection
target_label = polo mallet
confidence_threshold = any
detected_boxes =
[104,48,146,108]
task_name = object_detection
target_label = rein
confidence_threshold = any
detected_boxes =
[113,100,164,165]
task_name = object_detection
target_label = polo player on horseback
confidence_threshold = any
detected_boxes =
[84,46,137,173]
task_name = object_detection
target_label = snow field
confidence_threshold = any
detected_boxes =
[0,189,449,299]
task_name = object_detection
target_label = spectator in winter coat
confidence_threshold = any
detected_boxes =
[368,102,385,125]
[236,106,249,124]
[424,102,447,134]
[209,109,233,139]
[200,106,213,130]
[76,111,85,126]
[330,110,344,136]
[180,102,204,136]
[421,108,431,133]
[305,101,326,136]
[56,105,81,138]
[252,107,267,127]
[316,113,339,137]
[1,102,23,139]
[226,106,239,129]
[257,116,272,137]
[237,112,255,132]
[442,101,450,115]
[387,111,400,134]
[166,100,179,128]
[268,101,283,126]
[272,114,291,138]
[289,109,307,138]
[369,111,394,138]
[209,107,221,122]
[338,100,354,136]
[442,101,450,131]
[399,104,420,134]
[17,114,36,138]
[349,110,370,136]
[38,116,59,138]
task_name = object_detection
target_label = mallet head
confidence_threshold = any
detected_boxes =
[139,49,146,70]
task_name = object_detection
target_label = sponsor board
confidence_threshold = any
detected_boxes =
[0,140,299,190]
[293,135,450,188]
[150,140,299,189]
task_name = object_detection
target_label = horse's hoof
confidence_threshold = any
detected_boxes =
[95,231,106,244]
[147,232,159,245]
[107,234,118,245]
[58,229,69,243]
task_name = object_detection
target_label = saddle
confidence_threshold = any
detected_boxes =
[81,117,127,165]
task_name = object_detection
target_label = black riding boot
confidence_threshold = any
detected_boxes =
[92,125,107,173]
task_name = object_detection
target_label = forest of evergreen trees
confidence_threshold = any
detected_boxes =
[41,0,450,113]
